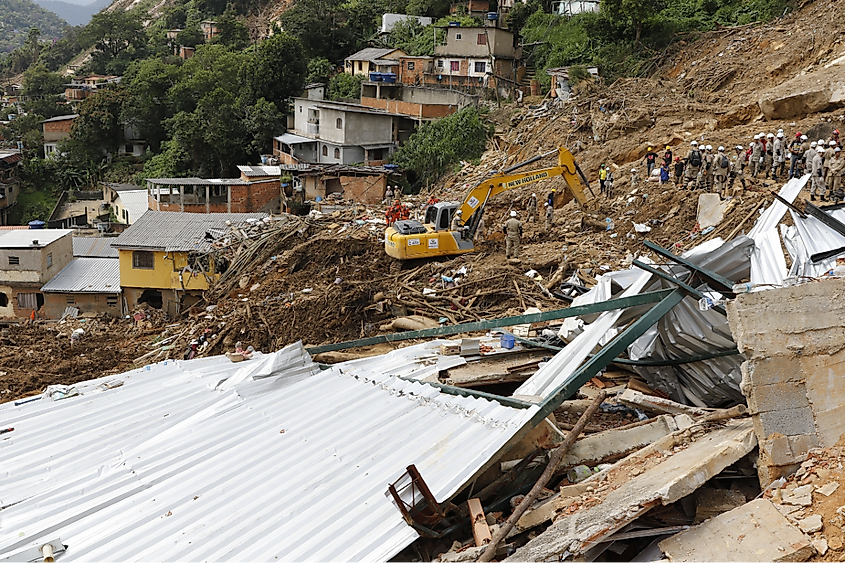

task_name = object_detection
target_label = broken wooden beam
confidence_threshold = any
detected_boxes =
[468,498,492,548]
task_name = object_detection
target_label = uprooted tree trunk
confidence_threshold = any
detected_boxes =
[477,391,607,562]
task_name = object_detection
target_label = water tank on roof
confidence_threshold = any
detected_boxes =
[487,12,498,19]
[28,220,45,229]
[448,21,461,26]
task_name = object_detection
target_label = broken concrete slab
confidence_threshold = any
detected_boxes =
[658,499,814,562]
[694,488,747,523]
[696,193,731,230]
[505,420,757,561]
[818,482,840,497]
[798,514,823,534]
[619,388,708,417]
[557,414,679,468]
[728,277,845,483]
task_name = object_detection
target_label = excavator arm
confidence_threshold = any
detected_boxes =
[457,147,593,236]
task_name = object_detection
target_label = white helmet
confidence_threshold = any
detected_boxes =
[455,209,462,215]
[532,193,536,197]
[510,210,517,217]
[831,140,837,146]
[766,133,774,138]
[801,135,808,140]
[811,141,818,148]
[778,128,784,134]
[544,202,550,207]
[691,140,698,147]
[735,145,743,150]
[631,168,637,172]
[837,147,842,152]
[777,132,784,138]
[718,146,725,152]
[818,139,825,145]
[759,132,765,137]
[753,134,761,140]
[749,142,754,147]
[706,145,713,151]
[818,146,826,153]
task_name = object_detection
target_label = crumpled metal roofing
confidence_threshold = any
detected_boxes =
[0,341,537,562]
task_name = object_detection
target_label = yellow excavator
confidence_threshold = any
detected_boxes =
[384,147,593,261]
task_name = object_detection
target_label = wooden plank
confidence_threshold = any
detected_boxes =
[468,498,492,547]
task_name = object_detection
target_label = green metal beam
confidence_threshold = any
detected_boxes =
[305,289,675,354]
[643,240,735,294]
[632,259,727,316]
[398,377,535,409]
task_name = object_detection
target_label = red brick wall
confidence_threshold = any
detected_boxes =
[399,58,429,85]
[149,181,280,213]
[340,174,386,204]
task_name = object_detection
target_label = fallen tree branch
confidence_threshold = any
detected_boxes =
[478,391,607,562]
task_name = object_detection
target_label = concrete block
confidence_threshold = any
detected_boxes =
[808,405,845,447]
[740,357,803,389]
[752,407,817,440]
[744,380,809,414]
[659,499,814,562]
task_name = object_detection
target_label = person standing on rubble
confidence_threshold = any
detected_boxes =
[811,145,827,201]
[763,133,775,178]
[547,189,556,208]
[631,168,640,187]
[526,193,538,222]
[659,161,670,185]
[663,145,673,167]
[503,210,522,259]
[642,147,658,176]
[599,164,608,195]
[673,157,685,187]
[605,169,614,198]
[750,135,764,178]
[701,145,714,191]
[544,201,554,231]
[825,140,837,188]
[789,133,804,179]
[771,132,785,180]
[685,141,702,189]
[475,214,486,243]
[713,146,729,195]
[730,145,747,191]
[384,185,393,203]
[829,148,844,201]
[805,141,818,177]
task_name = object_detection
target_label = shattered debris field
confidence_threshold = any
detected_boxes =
[6,0,845,561]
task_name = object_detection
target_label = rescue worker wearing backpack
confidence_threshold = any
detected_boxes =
[685,141,703,189]
[789,133,804,179]
[750,135,764,178]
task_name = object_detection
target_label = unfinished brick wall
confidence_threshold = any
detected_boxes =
[340,174,386,204]
[727,277,845,485]
[399,58,429,84]
[148,181,280,213]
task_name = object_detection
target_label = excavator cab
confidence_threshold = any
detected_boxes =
[424,202,459,231]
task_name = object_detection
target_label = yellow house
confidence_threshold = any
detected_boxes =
[111,210,266,316]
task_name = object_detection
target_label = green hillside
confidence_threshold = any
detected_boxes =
[0,0,68,53]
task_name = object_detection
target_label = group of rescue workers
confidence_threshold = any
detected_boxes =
[619,129,844,201]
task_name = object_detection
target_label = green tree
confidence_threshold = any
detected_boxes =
[392,106,493,185]
[328,72,365,100]
[79,10,148,74]
[601,0,664,44]
[71,86,130,156]
[209,11,249,50]
[278,0,356,61]
[176,23,204,48]
[306,57,333,84]
[240,33,306,108]
[123,57,181,151]
[166,44,247,114]
[21,63,65,98]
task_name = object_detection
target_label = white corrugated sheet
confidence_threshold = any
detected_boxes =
[0,342,537,562]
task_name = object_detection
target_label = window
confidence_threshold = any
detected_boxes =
[474,61,486,73]
[407,61,415,71]
[450,61,460,72]
[298,105,302,113]
[8,256,19,265]
[46,253,52,268]
[477,33,487,45]
[17,292,40,310]
[334,148,340,159]
[107,295,118,307]
[322,145,328,157]
[358,61,363,71]
[437,60,444,69]
[124,144,133,153]
[132,251,154,269]
[66,296,75,304]
[336,118,342,129]
[0,292,7,306]
[455,33,462,40]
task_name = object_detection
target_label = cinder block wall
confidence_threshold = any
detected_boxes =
[727,277,845,484]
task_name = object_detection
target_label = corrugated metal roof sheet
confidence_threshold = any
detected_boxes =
[111,211,266,252]
[146,178,249,186]
[0,342,537,562]
[41,257,121,293]
[0,150,22,165]
[72,237,120,258]
[40,114,79,123]
[346,47,400,61]
[115,190,150,223]
[0,229,71,248]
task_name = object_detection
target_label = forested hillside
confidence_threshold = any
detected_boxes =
[0,0,68,52]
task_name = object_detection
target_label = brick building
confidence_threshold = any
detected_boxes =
[41,114,77,158]
[146,177,281,214]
